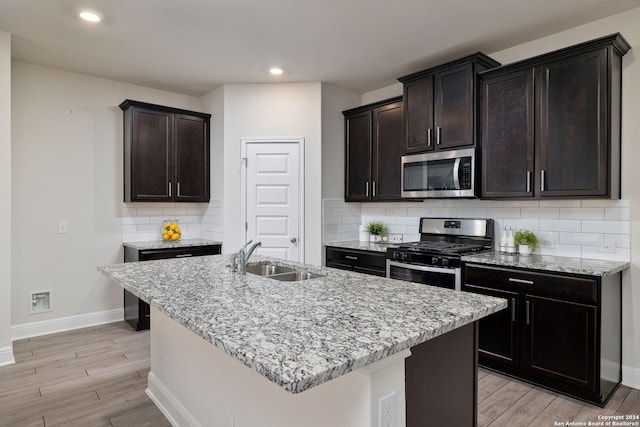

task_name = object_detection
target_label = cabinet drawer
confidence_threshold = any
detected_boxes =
[326,247,386,275]
[140,245,221,261]
[464,263,597,303]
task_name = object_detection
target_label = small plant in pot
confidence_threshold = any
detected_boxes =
[366,221,386,242]
[514,230,538,255]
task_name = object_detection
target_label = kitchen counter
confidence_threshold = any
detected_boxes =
[462,251,630,277]
[99,254,505,391]
[122,238,222,251]
[325,239,401,253]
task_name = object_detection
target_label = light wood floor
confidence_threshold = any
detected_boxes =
[1,322,638,426]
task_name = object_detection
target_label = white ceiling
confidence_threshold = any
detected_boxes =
[0,0,637,96]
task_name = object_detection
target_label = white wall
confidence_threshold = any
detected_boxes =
[11,61,203,328]
[220,83,323,265]
[351,7,640,387]
[0,31,12,365]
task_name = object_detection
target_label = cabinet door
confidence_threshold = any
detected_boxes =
[434,64,474,149]
[525,294,597,392]
[403,76,434,153]
[131,108,173,201]
[481,69,535,198]
[175,114,210,202]
[538,49,608,197]
[372,101,403,200]
[464,284,520,368]
[345,111,372,201]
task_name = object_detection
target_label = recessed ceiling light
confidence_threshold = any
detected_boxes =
[270,67,284,76]
[79,10,103,23]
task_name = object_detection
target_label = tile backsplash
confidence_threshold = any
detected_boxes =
[323,198,630,261]
[122,199,223,242]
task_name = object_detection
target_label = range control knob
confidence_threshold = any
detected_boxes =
[441,258,449,267]
[431,256,439,265]
[401,253,409,261]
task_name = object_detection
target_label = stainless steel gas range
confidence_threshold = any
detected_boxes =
[386,218,494,290]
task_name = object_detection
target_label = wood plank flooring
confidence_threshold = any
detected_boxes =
[1,322,639,426]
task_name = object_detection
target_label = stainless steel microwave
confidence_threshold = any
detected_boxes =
[401,148,476,198]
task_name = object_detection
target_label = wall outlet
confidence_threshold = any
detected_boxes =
[379,391,397,427]
[597,241,617,253]
[58,221,68,234]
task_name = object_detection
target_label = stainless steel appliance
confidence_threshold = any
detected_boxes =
[401,147,476,198]
[386,218,494,290]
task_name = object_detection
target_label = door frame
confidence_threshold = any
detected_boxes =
[240,137,305,262]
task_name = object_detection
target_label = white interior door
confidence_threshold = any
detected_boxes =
[244,140,302,262]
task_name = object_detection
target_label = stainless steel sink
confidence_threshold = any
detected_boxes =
[245,263,296,276]
[244,262,324,282]
[268,271,324,282]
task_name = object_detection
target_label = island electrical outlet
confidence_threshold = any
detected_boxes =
[379,391,396,427]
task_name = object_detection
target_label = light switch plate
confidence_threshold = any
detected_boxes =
[58,221,68,234]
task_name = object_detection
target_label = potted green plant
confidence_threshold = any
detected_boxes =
[514,230,538,255]
[365,221,386,242]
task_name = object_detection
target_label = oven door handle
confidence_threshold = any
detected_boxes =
[388,261,458,275]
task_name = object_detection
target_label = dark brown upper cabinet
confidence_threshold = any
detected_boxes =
[399,53,500,154]
[480,33,630,199]
[343,97,403,202]
[120,100,211,203]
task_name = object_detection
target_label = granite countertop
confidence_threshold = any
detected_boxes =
[325,240,404,253]
[462,251,630,277]
[98,255,506,394]
[123,238,223,251]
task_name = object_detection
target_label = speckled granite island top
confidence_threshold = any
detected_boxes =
[325,240,402,253]
[123,238,223,251]
[98,255,506,394]
[462,251,630,277]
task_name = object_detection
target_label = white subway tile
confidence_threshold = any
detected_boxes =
[521,208,559,219]
[606,234,630,248]
[605,208,630,221]
[386,207,408,217]
[486,208,521,219]
[582,199,630,208]
[398,216,420,226]
[421,200,444,208]
[323,199,343,209]
[324,216,342,225]
[540,244,582,258]
[539,219,581,232]
[558,207,604,220]
[164,207,189,216]
[539,200,581,208]
[581,246,630,262]
[132,207,163,216]
[502,200,539,208]
[533,231,558,248]
[559,232,604,245]
[501,219,540,231]
[582,220,630,234]
[387,224,407,234]
[407,207,430,217]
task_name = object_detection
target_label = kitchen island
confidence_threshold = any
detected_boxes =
[98,254,506,427]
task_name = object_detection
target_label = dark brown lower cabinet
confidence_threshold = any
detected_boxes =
[325,246,387,277]
[462,263,621,406]
[123,243,222,330]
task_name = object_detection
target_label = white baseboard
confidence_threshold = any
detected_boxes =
[0,345,15,367]
[11,308,124,341]
[623,364,640,390]
[147,371,201,427]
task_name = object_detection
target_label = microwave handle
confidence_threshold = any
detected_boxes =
[453,157,461,190]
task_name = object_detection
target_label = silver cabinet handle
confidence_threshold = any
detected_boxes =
[427,128,432,146]
[177,182,181,197]
[511,298,516,322]
[365,182,369,197]
[168,182,172,197]
[526,301,530,325]
[541,169,546,192]
[290,237,297,244]
[175,254,192,258]
[345,255,358,261]
[436,127,442,145]
[372,182,377,197]
[509,277,534,285]
[526,171,531,193]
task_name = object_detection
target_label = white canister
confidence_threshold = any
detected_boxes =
[359,226,370,242]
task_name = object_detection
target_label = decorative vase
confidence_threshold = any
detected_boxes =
[518,244,531,256]
[359,228,370,242]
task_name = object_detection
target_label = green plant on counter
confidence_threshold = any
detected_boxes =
[365,221,386,236]
[514,230,539,249]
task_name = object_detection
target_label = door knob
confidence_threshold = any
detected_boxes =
[290,237,297,244]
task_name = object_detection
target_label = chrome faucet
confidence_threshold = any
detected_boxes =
[231,240,262,274]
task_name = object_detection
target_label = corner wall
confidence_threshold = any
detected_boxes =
[0,31,13,365]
